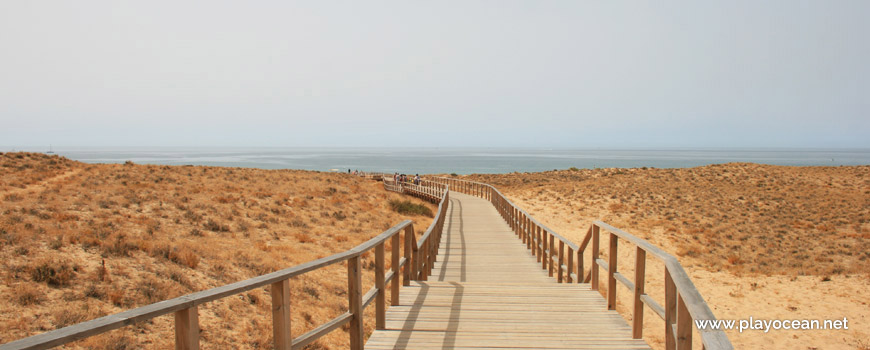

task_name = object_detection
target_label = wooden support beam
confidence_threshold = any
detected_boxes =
[174,306,199,350]
[633,247,646,339]
[556,239,571,283]
[391,234,400,305]
[347,257,364,350]
[567,247,574,283]
[375,242,386,330]
[548,233,555,277]
[677,293,693,349]
[591,225,600,290]
[270,280,291,350]
[607,233,618,310]
[665,268,677,350]
[404,226,413,285]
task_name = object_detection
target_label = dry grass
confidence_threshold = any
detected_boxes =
[0,153,437,349]
[469,163,870,276]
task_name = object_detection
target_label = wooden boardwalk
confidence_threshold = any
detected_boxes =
[366,192,650,349]
[1,177,730,350]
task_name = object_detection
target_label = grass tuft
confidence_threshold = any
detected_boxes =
[31,259,76,287]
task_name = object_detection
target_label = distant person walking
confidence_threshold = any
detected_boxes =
[415,174,420,185]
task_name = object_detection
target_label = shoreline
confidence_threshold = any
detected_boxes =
[5,149,870,175]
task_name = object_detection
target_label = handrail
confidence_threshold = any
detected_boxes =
[381,178,449,281]
[2,179,451,350]
[427,176,732,350]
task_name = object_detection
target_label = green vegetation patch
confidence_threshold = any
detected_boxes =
[388,200,433,217]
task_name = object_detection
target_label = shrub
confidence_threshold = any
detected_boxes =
[388,200,433,217]
[137,277,168,303]
[53,307,90,328]
[31,259,76,286]
[169,246,200,269]
[12,283,43,305]
[103,234,138,257]
[204,219,229,232]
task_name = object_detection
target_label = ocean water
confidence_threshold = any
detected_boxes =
[23,147,870,175]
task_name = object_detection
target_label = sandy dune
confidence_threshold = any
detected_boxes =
[467,164,869,349]
[1,153,437,349]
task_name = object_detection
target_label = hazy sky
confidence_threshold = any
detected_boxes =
[1,2,868,148]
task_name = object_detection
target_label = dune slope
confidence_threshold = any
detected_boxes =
[1,153,436,349]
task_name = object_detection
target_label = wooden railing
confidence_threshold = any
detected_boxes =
[357,171,390,180]
[382,178,446,203]
[429,176,733,350]
[0,181,450,350]
[381,178,449,282]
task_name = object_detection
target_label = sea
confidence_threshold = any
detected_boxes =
[15,147,870,175]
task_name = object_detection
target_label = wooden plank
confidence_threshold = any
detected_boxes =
[291,312,351,350]
[641,294,665,320]
[367,192,652,350]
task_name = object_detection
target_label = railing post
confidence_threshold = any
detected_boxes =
[405,226,414,284]
[428,233,436,276]
[375,242,386,330]
[591,224,600,290]
[540,228,547,268]
[348,256,364,350]
[526,217,533,253]
[392,233,401,305]
[578,247,584,284]
[414,245,424,281]
[607,233,618,310]
[558,240,565,283]
[548,233,555,277]
[419,236,426,278]
[567,247,574,283]
[632,247,646,339]
[665,268,677,350]
[521,215,526,240]
[677,293,693,349]
[510,208,520,234]
[175,306,199,350]
[271,280,292,350]
[517,210,522,237]
[520,215,526,243]
[519,217,535,247]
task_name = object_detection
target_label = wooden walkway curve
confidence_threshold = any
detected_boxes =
[366,192,650,349]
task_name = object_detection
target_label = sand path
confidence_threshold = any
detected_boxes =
[1,169,83,197]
